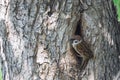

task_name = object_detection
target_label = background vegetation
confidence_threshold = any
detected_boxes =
[0,68,2,80]
[113,0,120,21]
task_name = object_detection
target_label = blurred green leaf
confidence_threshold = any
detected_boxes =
[113,0,118,5]
[0,69,2,80]
[113,0,120,21]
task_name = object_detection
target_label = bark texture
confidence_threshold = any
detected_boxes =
[0,0,120,80]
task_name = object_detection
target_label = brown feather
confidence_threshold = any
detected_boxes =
[70,35,93,69]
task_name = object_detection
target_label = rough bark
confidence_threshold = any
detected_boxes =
[0,0,120,80]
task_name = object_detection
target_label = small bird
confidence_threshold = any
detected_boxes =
[70,35,93,69]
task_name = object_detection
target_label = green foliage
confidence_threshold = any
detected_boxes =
[113,0,120,21]
[0,69,2,80]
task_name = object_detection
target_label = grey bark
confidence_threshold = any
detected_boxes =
[0,0,120,80]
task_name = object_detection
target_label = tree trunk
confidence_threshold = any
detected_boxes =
[0,0,120,80]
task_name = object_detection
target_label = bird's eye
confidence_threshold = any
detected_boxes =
[74,40,78,43]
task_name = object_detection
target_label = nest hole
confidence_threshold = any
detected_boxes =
[74,19,83,37]
[73,19,83,66]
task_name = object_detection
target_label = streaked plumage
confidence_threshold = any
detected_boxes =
[70,35,93,69]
